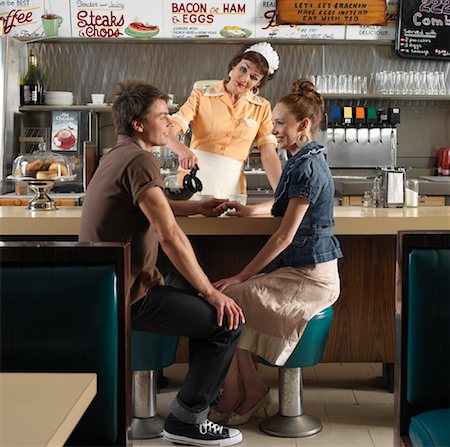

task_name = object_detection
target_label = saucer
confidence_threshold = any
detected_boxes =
[86,102,109,106]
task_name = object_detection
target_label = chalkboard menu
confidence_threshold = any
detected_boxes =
[396,0,450,60]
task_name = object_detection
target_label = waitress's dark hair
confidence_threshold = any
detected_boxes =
[278,79,324,135]
[112,78,169,136]
[227,43,275,90]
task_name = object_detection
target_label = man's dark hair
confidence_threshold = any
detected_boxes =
[112,79,169,136]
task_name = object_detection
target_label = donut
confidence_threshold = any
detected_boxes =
[25,159,44,175]
[48,162,68,176]
[36,170,58,180]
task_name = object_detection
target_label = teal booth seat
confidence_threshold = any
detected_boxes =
[260,306,334,438]
[131,331,179,439]
[410,409,450,447]
[0,242,131,447]
[395,232,450,447]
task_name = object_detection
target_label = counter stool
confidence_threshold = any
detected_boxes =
[131,331,179,439]
[260,306,334,438]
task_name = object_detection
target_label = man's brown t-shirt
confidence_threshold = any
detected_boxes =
[79,135,164,304]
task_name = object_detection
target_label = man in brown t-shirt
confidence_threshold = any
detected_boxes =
[79,80,244,447]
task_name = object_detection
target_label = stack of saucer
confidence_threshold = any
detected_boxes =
[45,91,74,106]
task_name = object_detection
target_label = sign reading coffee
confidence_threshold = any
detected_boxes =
[276,0,387,25]
[395,0,450,60]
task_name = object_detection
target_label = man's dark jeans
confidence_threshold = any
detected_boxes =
[131,274,242,424]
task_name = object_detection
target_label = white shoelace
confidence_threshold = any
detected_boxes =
[199,419,224,435]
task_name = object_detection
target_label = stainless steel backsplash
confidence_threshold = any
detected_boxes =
[31,40,450,171]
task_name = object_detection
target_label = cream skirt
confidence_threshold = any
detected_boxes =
[224,259,340,366]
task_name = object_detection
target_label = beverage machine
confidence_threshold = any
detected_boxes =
[326,104,400,168]
[325,103,406,207]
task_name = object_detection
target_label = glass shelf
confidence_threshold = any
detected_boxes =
[19,104,180,112]
[322,93,450,101]
[19,95,450,114]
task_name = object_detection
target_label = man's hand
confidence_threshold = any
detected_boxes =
[203,289,245,329]
[196,197,229,216]
[179,147,199,170]
[213,274,244,292]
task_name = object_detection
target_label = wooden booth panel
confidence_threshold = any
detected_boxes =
[158,235,396,364]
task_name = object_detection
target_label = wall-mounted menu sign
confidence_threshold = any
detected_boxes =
[276,0,387,25]
[395,0,450,60]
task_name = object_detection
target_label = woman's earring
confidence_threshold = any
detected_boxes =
[295,132,310,149]
[252,87,260,95]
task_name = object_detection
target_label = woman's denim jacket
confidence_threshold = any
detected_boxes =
[271,141,343,268]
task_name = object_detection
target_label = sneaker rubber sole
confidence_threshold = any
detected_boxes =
[163,429,243,446]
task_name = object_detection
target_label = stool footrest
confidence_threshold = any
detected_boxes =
[260,413,323,438]
[131,415,165,439]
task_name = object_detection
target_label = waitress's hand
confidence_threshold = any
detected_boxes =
[179,147,199,170]
[197,197,229,217]
[213,274,244,293]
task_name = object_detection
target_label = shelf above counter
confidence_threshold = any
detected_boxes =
[19,104,180,112]
[18,94,450,114]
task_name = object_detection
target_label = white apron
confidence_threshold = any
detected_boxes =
[191,149,243,198]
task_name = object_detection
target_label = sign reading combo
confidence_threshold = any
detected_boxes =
[276,0,387,25]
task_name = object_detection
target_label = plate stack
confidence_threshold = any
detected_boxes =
[44,91,74,106]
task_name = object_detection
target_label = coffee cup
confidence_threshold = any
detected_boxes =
[91,93,105,104]
[54,128,76,149]
[228,194,247,205]
[42,14,63,37]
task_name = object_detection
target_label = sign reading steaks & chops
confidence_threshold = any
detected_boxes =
[276,0,387,25]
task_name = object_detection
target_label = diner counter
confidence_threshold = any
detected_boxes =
[0,206,449,236]
[2,205,448,367]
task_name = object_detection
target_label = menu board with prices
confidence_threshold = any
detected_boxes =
[255,0,345,38]
[166,1,255,39]
[395,0,450,60]
[0,0,70,37]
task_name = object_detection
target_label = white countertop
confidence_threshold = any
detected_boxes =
[0,206,449,236]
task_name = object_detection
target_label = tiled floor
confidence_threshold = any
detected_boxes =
[135,362,394,447]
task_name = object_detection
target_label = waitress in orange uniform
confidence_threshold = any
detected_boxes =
[166,42,282,198]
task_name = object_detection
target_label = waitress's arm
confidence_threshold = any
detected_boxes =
[260,142,282,191]
[165,122,198,170]
[214,197,309,291]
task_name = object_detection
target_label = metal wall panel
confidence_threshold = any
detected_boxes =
[29,40,450,170]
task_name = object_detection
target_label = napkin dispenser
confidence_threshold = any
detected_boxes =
[381,168,405,208]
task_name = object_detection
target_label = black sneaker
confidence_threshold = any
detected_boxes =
[163,413,242,446]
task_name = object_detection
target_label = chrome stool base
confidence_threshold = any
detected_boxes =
[131,415,164,439]
[260,413,322,438]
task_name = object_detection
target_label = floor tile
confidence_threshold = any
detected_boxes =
[368,427,395,447]
[304,385,357,405]
[352,388,394,406]
[134,362,395,447]
[294,427,375,446]
[325,403,394,429]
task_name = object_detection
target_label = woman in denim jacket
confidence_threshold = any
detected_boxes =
[210,79,343,426]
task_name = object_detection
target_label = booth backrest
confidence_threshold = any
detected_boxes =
[0,242,131,447]
[406,249,450,406]
[395,232,450,446]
